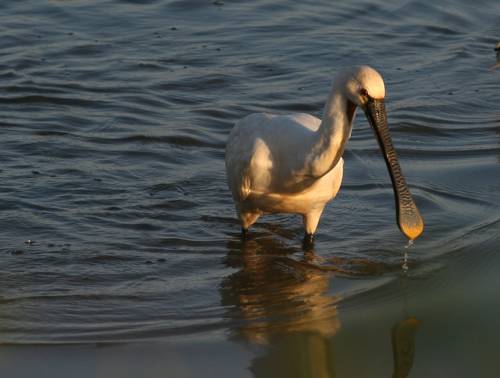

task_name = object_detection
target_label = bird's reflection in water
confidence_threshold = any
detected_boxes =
[221,235,339,377]
[221,236,340,344]
[221,234,420,378]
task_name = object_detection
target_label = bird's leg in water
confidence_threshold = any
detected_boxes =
[241,228,249,239]
[238,211,260,235]
[303,208,324,236]
[303,233,315,249]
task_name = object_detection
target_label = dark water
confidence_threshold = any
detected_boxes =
[1,0,499,376]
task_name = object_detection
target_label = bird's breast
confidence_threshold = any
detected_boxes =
[241,158,344,215]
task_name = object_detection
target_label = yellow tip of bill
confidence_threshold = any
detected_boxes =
[399,212,424,241]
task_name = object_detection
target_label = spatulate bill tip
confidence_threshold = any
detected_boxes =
[399,212,424,241]
[402,225,424,241]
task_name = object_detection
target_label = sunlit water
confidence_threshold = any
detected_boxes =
[1,0,499,376]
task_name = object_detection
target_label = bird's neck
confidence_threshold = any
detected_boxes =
[306,87,355,178]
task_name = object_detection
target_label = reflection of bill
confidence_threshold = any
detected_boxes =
[392,317,420,378]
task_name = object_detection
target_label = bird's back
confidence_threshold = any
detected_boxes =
[225,112,322,201]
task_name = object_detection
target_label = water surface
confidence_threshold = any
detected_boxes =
[1,0,499,376]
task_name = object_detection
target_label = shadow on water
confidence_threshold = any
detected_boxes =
[220,236,420,378]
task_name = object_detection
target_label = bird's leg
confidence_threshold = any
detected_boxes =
[302,208,324,248]
[302,233,315,250]
[238,211,260,237]
[302,208,324,236]
[241,227,249,239]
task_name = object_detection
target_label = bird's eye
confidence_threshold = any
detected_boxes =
[360,88,369,97]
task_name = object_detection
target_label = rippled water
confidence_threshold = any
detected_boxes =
[1,0,499,376]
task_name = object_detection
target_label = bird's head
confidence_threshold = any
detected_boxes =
[344,65,386,106]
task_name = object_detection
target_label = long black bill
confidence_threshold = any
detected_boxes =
[364,98,424,240]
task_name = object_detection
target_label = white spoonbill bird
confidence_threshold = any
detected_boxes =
[225,66,424,241]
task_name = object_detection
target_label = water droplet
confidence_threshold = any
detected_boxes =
[402,251,409,274]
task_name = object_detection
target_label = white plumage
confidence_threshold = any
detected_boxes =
[226,112,344,235]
